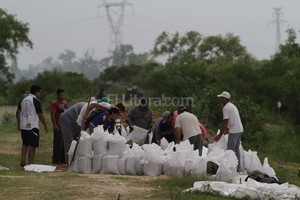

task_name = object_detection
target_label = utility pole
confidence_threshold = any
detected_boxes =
[98,0,133,53]
[269,7,287,54]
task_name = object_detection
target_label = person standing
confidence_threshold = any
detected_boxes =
[96,88,106,99]
[125,97,153,144]
[16,85,48,167]
[175,105,203,156]
[50,88,68,164]
[214,91,244,172]
[59,102,85,161]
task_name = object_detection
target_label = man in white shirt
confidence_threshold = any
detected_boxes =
[16,85,48,167]
[175,105,203,156]
[215,91,244,172]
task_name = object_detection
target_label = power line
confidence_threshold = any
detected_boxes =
[30,17,101,34]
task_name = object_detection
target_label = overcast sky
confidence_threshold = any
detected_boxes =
[2,0,300,69]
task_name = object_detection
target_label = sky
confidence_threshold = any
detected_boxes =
[1,0,300,69]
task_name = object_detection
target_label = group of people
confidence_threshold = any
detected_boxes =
[16,85,244,173]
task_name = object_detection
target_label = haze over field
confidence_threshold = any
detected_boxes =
[2,0,300,68]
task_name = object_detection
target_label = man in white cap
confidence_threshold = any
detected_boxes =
[215,91,244,172]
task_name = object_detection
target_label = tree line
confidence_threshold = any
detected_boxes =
[1,8,300,148]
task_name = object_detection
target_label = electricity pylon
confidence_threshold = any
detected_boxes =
[269,7,287,54]
[98,0,133,52]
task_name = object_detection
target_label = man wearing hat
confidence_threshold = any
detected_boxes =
[215,91,244,172]
[153,111,175,144]
[175,105,203,156]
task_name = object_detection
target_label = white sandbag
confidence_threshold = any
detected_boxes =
[24,164,56,172]
[91,154,103,174]
[78,157,91,174]
[77,131,92,158]
[239,143,246,172]
[160,137,169,150]
[144,160,163,176]
[68,140,77,166]
[125,156,136,175]
[244,149,263,173]
[100,155,119,175]
[185,159,195,177]
[107,134,126,156]
[176,140,194,152]
[190,157,208,177]
[215,150,238,182]
[163,162,171,176]
[91,126,109,156]
[127,125,148,144]
[69,155,79,173]
[208,133,228,153]
[262,157,276,178]
[202,146,208,157]
[168,151,186,177]
[114,124,129,137]
[135,157,145,176]
[206,145,225,163]
[224,150,238,174]
[130,143,145,159]
[164,141,176,154]
[118,157,126,175]
[143,144,163,163]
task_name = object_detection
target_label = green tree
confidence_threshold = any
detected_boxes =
[0,8,32,95]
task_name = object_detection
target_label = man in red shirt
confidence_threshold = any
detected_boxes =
[50,88,68,164]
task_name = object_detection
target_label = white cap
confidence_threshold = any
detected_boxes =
[99,102,112,109]
[217,91,230,99]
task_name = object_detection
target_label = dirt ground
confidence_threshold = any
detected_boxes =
[15,165,169,200]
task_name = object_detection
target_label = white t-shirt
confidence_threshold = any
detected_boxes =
[76,101,98,127]
[223,102,244,133]
[175,111,201,141]
[19,94,41,130]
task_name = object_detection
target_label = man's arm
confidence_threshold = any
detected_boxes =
[175,127,182,144]
[50,102,58,131]
[125,107,134,132]
[38,113,48,134]
[214,119,229,142]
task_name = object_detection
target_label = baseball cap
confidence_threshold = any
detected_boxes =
[97,96,111,103]
[217,91,231,99]
[162,111,171,119]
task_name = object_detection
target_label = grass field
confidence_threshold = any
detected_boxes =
[0,106,299,200]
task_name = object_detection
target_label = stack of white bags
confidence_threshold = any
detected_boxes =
[67,125,300,199]
[68,125,276,181]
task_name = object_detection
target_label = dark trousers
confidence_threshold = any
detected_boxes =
[188,134,203,156]
[52,129,65,164]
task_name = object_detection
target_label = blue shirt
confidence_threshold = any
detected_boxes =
[86,112,115,133]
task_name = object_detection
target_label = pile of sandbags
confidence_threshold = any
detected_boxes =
[68,125,277,183]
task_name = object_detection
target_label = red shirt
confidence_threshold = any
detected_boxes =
[50,100,68,127]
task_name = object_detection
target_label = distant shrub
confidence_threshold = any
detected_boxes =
[2,111,15,125]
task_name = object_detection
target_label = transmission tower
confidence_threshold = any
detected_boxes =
[98,0,133,52]
[269,7,287,54]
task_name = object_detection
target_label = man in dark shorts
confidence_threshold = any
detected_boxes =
[50,88,68,164]
[16,85,48,167]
